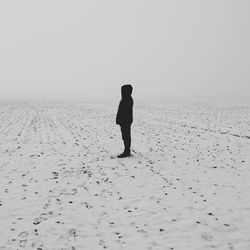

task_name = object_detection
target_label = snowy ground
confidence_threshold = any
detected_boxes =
[0,101,250,250]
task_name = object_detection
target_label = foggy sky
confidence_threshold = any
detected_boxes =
[0,0,250,102]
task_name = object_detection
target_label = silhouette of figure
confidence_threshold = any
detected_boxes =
[116,84,133,158]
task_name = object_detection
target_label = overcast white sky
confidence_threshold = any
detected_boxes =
[0,0,249,102]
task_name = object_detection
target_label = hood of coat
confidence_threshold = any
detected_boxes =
[121,84,133,98]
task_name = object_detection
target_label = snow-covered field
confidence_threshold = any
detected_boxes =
[0,101,250,250]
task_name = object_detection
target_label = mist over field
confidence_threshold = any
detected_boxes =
[0,0,250,102]
[1,1,250,249]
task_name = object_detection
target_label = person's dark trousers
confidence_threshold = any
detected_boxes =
[120,124,131,154]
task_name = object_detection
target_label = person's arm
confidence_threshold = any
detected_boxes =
[131,99,133,124]
[116,102,121,124]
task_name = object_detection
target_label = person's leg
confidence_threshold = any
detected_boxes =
[118,124,131,157]
[124,125,131,154]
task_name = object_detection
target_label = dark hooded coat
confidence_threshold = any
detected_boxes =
[116,85,133,125]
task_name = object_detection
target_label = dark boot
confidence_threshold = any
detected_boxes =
[117,151,131,158]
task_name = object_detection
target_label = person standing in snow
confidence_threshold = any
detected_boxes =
[116,84,134,158]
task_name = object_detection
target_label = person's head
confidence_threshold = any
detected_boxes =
[121,84,133,98]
